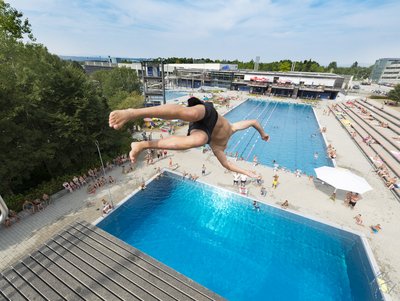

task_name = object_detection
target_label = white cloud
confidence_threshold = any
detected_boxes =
[7,0,400,65]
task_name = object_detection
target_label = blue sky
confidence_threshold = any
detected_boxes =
[8,0,400,66]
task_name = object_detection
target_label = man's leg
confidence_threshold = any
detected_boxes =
[129,131,208,163]
[231,120,269,141]
[109,104,206,129]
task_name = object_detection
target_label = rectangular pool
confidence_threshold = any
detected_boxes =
[225,99,333,176]
[97,172,382,301]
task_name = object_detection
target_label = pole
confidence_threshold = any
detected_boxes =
[161,60,166,105]
[95,140,114,207]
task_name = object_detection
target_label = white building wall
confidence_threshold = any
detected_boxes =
[118,63,142,73]
[244,74,336,86]
[380,62,400,84]
[165,63,237,72]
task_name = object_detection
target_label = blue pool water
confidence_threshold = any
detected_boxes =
[225,100,333,175]
[149,90,188,103]
[98,173,382,301]
[166,90,188,102]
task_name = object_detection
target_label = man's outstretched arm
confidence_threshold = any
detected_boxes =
[231,120,269,141]
[212,148,258,178]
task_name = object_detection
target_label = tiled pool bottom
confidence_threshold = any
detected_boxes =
[97,172,383,301]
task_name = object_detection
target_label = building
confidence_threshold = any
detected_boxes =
[371,58,400,85]
[231,71,343,99]
[81,61,345,100]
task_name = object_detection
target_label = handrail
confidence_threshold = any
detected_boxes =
[0,195,9,224]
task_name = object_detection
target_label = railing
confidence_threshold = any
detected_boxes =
[0,195,9,224]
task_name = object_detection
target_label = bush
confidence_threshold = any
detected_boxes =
[369,95,389,99]
[3,153,123,212]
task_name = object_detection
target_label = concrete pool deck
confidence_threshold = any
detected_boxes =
[1,91,399,299]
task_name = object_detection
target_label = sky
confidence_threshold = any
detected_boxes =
[7,0,400,66]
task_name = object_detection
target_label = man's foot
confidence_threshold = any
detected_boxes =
[129,142,144,163]
[261,133,270,142]
[109,109,135,130]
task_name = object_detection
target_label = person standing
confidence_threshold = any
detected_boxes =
[233,173,240,186]
[202,164,206,176]
[272,174,279,189]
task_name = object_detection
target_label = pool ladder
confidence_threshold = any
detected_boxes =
[370,271,398,298]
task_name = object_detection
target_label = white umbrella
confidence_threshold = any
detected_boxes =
[314,166,372,194]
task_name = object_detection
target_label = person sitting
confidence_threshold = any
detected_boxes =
[102,199,113,216]
[386,176,398,188]
[109,97,270,178]
[22,200,35,213]
[348,193,360,209]
[260,186,267,196]
[140,179,146,190]
[63,182,73,193]
[388,181,400,190]
[281,200,289,209]
[32,199,45,212]
[42,193,51,206]
[370,224,381,234]
[353,214,363,225]
[87,184,96,194]
[4,210,20,227]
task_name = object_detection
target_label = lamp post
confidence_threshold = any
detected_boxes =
[95,140,114,207]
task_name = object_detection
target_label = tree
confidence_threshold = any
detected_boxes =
[327,61,337,71]
[90,67,141,109]
[0,0,35,40]
[278,60,291,72]
[351,61,358,68]
[0,16,129,196]
[387,84,400,104]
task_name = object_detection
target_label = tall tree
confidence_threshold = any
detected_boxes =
[0,2,129,196]
[0,0,34,40]
[91,67,141,109]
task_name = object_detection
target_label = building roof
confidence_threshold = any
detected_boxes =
[0,221,224,301]
[239,70,343,79]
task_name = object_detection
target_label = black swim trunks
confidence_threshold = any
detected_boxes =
[187,97,218,144]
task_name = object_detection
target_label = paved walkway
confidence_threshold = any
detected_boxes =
[1,92,399,299]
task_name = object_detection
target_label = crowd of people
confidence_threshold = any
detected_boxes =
[62,167,116,195]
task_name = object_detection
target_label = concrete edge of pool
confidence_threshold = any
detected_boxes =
[94,168,390,301]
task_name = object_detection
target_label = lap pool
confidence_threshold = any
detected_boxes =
[97,172,382,301]
[225,99,333,176]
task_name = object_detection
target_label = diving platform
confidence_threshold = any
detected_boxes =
[0,221,224,301]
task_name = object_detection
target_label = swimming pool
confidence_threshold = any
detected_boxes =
[148,90,189,103]
[97,172,382,301]
[166,90,188,102]
[225,99,333,175]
